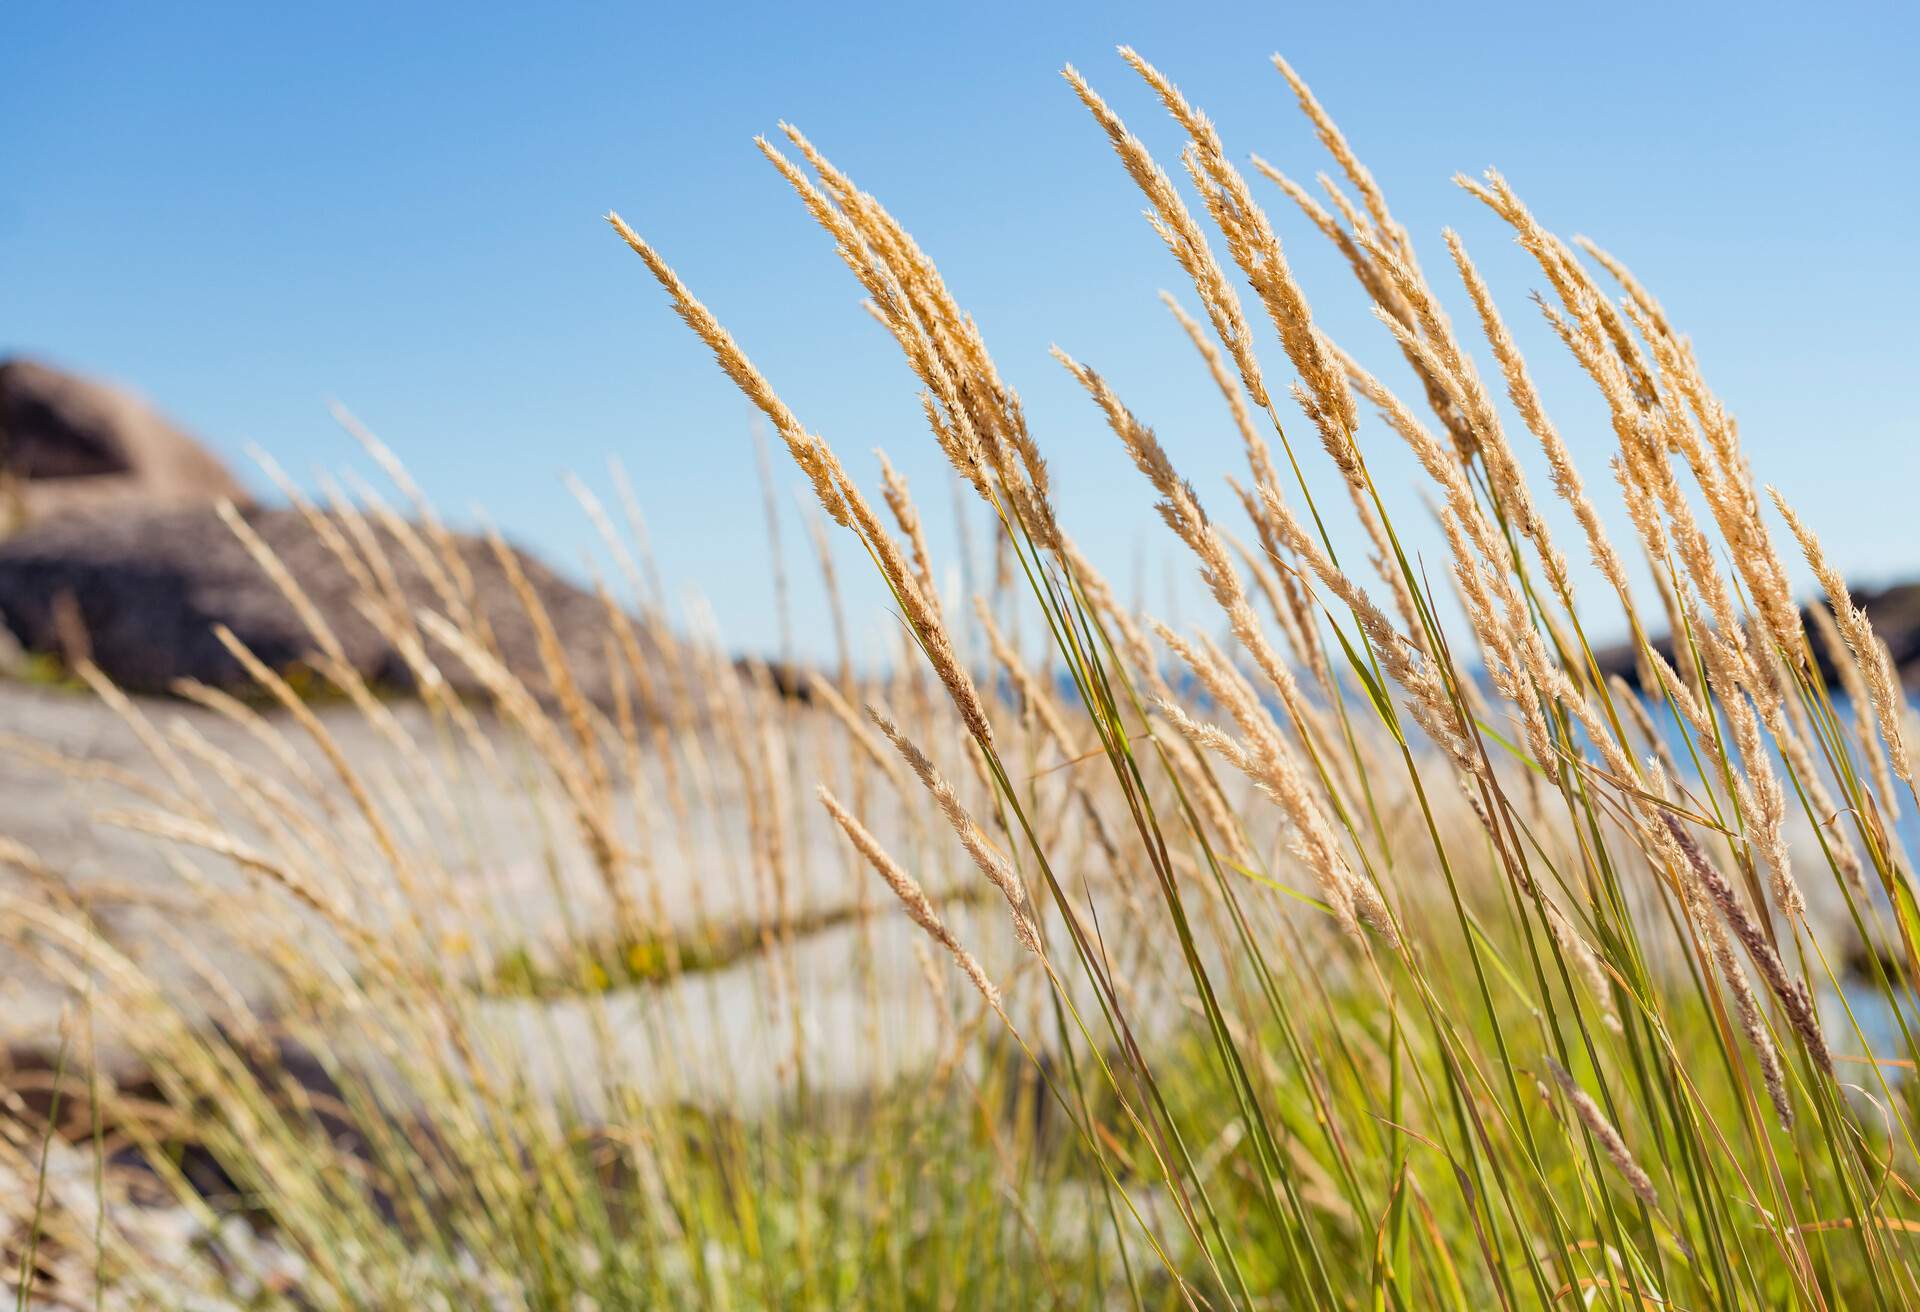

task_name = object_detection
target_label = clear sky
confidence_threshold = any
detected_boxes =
[8,1,1916,661]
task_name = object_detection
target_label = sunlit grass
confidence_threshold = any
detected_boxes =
[6,42,1920,1312]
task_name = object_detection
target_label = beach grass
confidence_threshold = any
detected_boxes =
[5,44,1920,1310]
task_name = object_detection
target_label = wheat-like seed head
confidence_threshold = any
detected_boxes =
[818,785,1002,1011]
[1545,1057,1659,1209]
[867,707,1039,954]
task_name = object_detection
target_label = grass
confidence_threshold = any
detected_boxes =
[5,42,1920,1310]
[485,885,1000,997]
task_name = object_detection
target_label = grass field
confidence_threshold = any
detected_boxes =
[6,45,1920,1310]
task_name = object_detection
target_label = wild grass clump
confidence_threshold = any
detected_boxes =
[5,44,1920,1311]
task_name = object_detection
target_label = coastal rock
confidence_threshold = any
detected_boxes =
[1594,583,1920,690]
[0,502,643,706]
[0,358,249,526]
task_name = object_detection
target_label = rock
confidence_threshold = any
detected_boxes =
[0,502,647,707]
[0,357,249,527]
[1594,582,1920,691]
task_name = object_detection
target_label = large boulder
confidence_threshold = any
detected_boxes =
[0,358,249,526]
[0,502,646,707]
[1596,582,1920,691]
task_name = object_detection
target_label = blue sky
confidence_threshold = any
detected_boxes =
[7,2,1916,659]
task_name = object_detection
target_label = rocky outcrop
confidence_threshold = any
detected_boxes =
[1594,582,1920,690]
[0,502,645,706]
[0,357,249,527]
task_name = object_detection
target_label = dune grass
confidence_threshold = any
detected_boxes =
[6,44,1920,1310]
